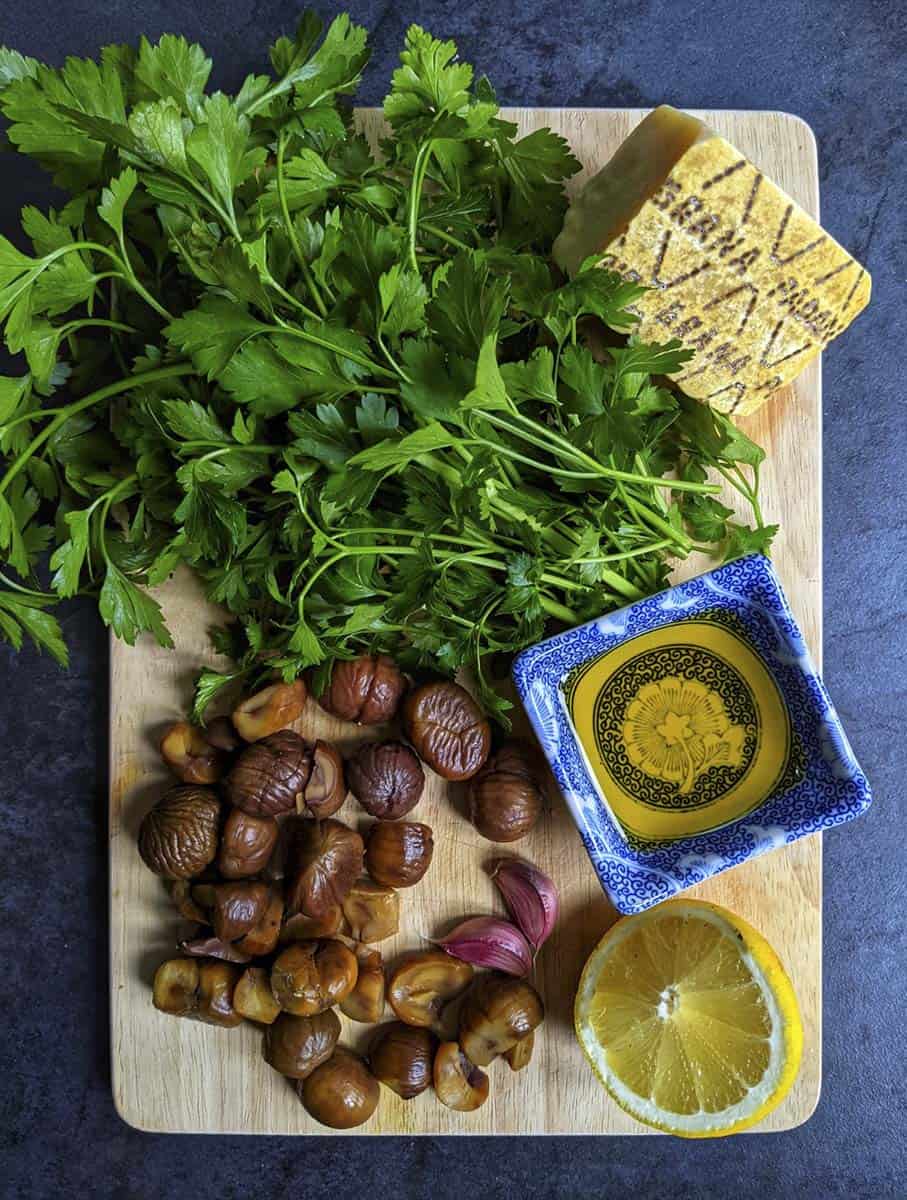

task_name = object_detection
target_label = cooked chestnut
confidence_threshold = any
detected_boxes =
[341,878,399,943]
[402,681,491,781]
[339,944,386,1023]
[270,939,358,1016]
[197,960,243,1027]
[369,1022,436,1099]
[313,654,406,725]
[467,741,544,842]
[280,908,343,943]
[365,820,434,887]
[264,1009,341,1078]
[286,818,364,919]
[347,741,424,819]
[190,882,217,911]
[234,888,284,956]
[138,786,221,879]
[204,715,242,753]
[178,936,252,964]
[168,879,208,923]
[504,1028,534,1071]
[433,1041,490,1111]
[211,881,271,943]
[298,740,346,817]
[299,1049,380,1129]
[224,730,314,818]
[458,974,543,1066]
[153,958,199,1016]
[232,679,307,741]
[218,808,279,879]
[387,951,474,1027]
[233,966,281,1025]
[160,721,227,784]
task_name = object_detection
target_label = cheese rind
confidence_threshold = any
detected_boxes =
[553,107,871,415]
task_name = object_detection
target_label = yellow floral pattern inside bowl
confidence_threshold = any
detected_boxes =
[622,676,747,796]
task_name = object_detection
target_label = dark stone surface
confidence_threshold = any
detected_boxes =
[0,2,904,1197]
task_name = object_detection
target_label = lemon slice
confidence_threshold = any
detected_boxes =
[574,899,803,1137]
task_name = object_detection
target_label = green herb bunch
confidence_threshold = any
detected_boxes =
[0,15,774,724]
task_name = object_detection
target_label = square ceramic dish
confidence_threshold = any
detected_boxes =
[512,554,871,914]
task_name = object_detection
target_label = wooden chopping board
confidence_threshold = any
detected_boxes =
[109,108,822,1135]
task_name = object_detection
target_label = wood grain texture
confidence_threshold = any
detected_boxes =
[110,109,822,1135]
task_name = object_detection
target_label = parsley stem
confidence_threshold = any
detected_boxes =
[272,321,398,381]
[540,596,579,624]
[0,572,54,600]
[0,363,194,499]
[407,140,435,273]
[277,130,329,319]
[420,223,472,253]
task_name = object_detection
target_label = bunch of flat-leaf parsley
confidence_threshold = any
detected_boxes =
[0,14,775,724]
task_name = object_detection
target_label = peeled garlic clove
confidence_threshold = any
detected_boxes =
[435,917,532,977]
[491,858,559,951]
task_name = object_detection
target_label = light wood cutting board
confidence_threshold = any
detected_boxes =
[109,108,822,1135]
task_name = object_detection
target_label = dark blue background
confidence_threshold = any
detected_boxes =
[1,2,904,1197]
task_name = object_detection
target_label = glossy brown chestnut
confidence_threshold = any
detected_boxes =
[210,881,271,943]
[387,951,474,1027]
[402,682,491,781]
[218,808,279,879]
[458,973,543,1066]
[286,818,364,919]
[233,966,281,1024]
[313,655,406,725]
[264,1009,341,1078]
[339,944,386,1024]
[270,939,358,1016]
[168,879,208,923]
[152,958,200,1016]
[224,730,313,818]
[234,888,284,956]
[299,740,346,817]
[504,1028,535,1071]
[347,741,424,819]
[298,1049,380,1129]
[204,715,242,753]
[365,821,434,888]
[196,960,243,1027]
[279,908,343,943]
[369,1022,437,1099]
[433,1041,490,1111]
[231,679,307,741]
[160,721,227,784]
[467,741,544,842]
[138,786,221,879]
[341,878,400,943]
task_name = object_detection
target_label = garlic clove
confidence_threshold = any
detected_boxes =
[435,916,532,977]
[490,858,559,952]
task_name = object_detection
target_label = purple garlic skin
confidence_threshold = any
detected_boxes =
[435,916,532,977]
[491,858,559,952]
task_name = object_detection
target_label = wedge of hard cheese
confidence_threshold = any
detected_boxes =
[553,107,870,415]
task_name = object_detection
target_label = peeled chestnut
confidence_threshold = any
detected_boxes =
[340,944,385,1024]
[313,654,405,725]
[270,939,358,1016]
[299,1049,380,1129]
[300,740,346,817]
[224,730,313,818]
[341,878,400,943]
[160,721,227,784]
[365,821,434,888]
[433,1041,490,1111]
[387,951,474,1027]
[264,1009,341,1078]
[234,888,283,956]
[286,818,364,919]
[347,741,424,819]
[280,908,343,943]
[458,974,543,1066]
[204,715,241,753]
[370,1022,437,1099]
[467,741,544,842]
[218,808,279,879]
[504,1028,534,1071]
[168,879,208,923]
[138,786,221,879]
[153,958,200,1016]
[233,966,281,1024]
[210,881,270,943]
[197,960,243,1027]
[232,679,307,741]
[402,681,491,781]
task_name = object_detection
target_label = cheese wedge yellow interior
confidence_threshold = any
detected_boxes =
[553,106,871,414]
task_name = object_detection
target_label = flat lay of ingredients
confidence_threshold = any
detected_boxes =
[0,9,869,1137]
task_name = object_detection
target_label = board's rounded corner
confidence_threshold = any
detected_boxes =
[763,1077,822,1134]
[770,110,818,163]
[112,1083,162,1135]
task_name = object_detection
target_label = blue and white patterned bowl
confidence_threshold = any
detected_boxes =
[512,554,871,914]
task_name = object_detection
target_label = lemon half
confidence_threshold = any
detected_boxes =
[574,899,803,1137]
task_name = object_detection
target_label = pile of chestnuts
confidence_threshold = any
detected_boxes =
[139,653,550,1128]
